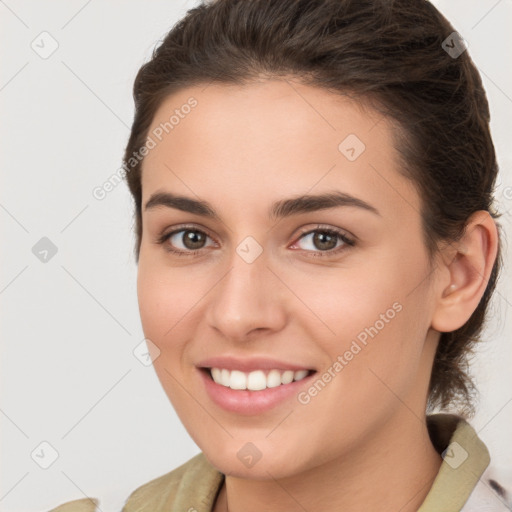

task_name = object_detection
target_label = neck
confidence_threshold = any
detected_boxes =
[214,411,442,512]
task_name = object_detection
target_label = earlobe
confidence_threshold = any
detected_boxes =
[431,211,499,333]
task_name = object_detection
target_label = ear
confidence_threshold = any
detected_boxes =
[431,211,499,333]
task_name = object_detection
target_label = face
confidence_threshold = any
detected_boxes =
[137,79,441,479]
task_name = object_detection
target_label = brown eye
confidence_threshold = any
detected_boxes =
[295,229,353,253]
[179,230,208,250]
[290,226,356,258]
[157,227,216,256]
[311,231,338,251]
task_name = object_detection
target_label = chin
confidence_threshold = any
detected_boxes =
[202,443,310,481]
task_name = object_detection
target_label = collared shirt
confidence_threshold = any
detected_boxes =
[48,413,510,512]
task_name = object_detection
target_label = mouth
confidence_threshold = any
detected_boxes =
[196,356,318,414]
[200,367,316,391]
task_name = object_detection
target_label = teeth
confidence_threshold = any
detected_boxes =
[267,369,282,388]
[294,369,309,381]
[281,370,294,385]
[247,370,266,391]
[229,370,247,390]
[209,367,311,390]
[220,369,230,387]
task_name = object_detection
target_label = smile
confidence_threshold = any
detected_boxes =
[199,365,317,415]
[209,368,312,391]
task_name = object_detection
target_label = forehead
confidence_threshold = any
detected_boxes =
[140,79,418,219]
[144,79,386,163]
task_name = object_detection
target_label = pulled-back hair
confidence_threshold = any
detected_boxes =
[123,0,502,416]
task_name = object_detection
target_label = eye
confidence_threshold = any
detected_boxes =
[156,223,355,258]
[290,225,355,256]
[156,226,216,256]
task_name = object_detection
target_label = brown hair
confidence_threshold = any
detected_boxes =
[123,0,502,416]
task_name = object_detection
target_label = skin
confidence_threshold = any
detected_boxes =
[136,78,498,512]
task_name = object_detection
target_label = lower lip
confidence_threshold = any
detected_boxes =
[199,368,316,415]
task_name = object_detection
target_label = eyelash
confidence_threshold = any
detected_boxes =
[155,224,355,258]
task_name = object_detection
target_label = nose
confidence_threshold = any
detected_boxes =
[205,245,288,342]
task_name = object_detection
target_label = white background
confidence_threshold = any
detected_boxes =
[1,1,511,511]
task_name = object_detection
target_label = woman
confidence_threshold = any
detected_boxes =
[50,0,510,510]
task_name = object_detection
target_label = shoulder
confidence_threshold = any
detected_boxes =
[122,451,223,512]
[47,452,224,512]
[424,413,511,512]
[47,498,99,512]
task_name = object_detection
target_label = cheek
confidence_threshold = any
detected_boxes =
[136,264,203,414]
[289,262,405,343]
[136,262,199,368]
[137,256,206,332]
[297,255,432,394]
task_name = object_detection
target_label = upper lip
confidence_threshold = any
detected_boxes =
[197,356,315,373]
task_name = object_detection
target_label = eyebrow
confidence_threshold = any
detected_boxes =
[144,190,380,220]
